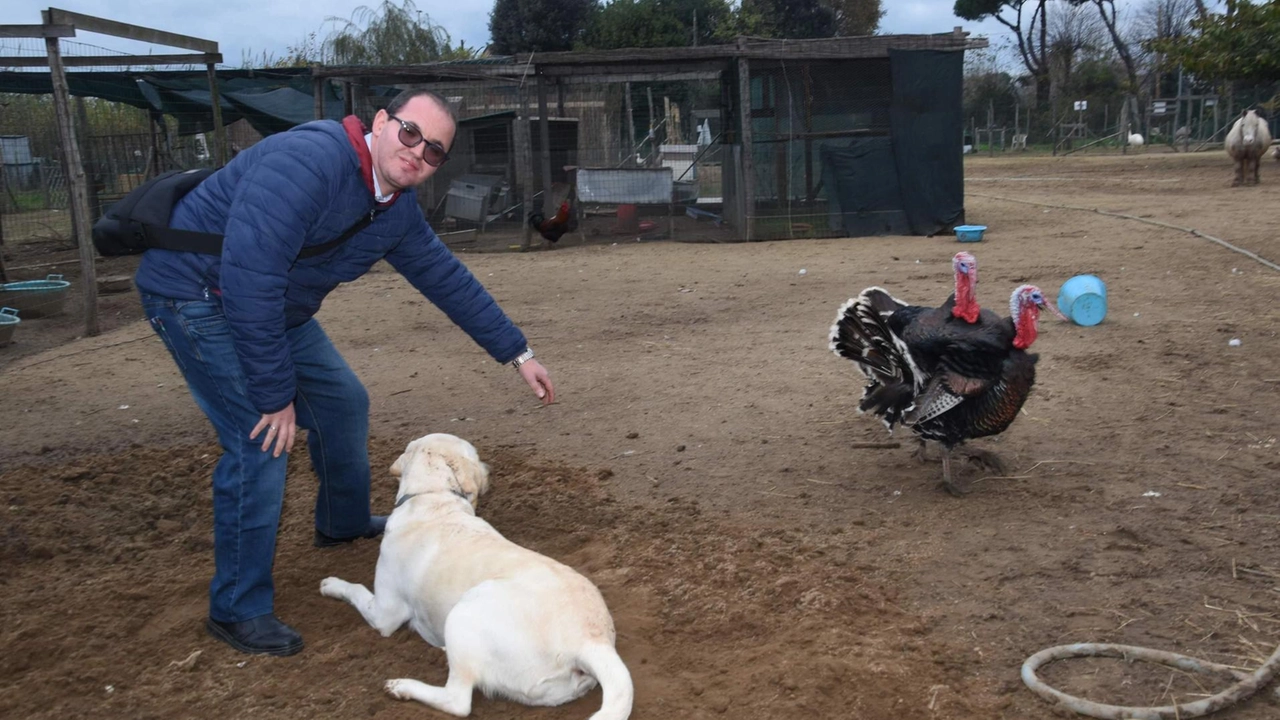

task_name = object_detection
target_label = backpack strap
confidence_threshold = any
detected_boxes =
[296,210,377,259]
[138,209,377,259]
[140,225,226,255]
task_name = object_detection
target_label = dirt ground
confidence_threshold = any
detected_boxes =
[2,151,1278,719]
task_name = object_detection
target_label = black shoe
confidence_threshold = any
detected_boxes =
[206,614,304,656]
[313,515,388,548]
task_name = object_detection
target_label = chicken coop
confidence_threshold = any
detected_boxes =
[312,29,986,246]
[2,27,986,266]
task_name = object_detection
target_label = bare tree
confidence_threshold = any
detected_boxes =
[1134,0,1200,97]
[1047,1,1106,100]
[955,1,1052,107]
[1073,1,1139,93]
[1136,0,1200,40]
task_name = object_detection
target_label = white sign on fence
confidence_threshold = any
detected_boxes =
[1073,100,1088,111]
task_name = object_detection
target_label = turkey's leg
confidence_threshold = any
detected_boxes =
[913,438,931,463]
[940,447,969,496]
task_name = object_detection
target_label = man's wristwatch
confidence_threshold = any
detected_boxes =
[510,348,535,369]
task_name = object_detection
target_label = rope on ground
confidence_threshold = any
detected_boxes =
[970,191,1280,274]
[1022,641,1280,720]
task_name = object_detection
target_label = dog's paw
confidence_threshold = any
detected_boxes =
[319,576,347,599]
[385,678,413,701]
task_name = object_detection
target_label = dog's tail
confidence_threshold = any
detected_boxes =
[578,642,634,720]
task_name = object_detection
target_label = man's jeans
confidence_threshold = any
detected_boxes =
[142,293,373,622]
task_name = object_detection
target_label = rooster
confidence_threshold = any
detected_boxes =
[829,282,1066,495]
[528,200,578,243]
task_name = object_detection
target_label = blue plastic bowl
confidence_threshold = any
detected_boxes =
[953,225,987,242]
[0,274,71,318]
[0,307,19,347]
[1057,274,1107,326]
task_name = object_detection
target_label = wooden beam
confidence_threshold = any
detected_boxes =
[536,73,553,217]
[206,63,227,166]
[552,70,721,86]
[43,31,99,336]
[0,24,75,38]
[736,53,755,242]
[0,52,222,67]
[312,64,516,82]
[541,63,725,79]
[46,9,218,53]
[520,33,984,66]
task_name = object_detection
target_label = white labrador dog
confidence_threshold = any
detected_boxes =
[320,433,633,720]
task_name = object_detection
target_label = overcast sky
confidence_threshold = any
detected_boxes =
[4,1,1017,67]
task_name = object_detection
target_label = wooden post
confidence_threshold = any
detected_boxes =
[0,167,7,281]
[987,99,995,156]
[1119,99,1129,155]
[663,96,672,145]
[624,82,635,166]
[44,29,99,336]
[354,83,370,120]
[148,110,163,175]
[206,63,227,165]
[802,65,813,201]
[646,86,656,165]
[313,75,325,120]
[536,73,554,217]
[736,52,755,242]
[74,96,103,222]
[515,84,534,251]
[343,81,354,116]
[556,80,565,118]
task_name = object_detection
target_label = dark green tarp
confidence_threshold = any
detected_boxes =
[0,68,383,137]
[819,49,965,237]
[887,48,965,235]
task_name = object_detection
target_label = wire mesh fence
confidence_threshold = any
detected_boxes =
[4,34,987,284]
[962,83,1280,156]
[363,52,940,246]
[1,34,254,293]
[377,74,737,248]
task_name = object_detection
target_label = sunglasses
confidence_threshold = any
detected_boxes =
[388,114,450,167]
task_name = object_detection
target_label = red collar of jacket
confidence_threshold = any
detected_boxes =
[342,115,400,207]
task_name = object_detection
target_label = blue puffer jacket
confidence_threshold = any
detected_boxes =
[135,119,527,414]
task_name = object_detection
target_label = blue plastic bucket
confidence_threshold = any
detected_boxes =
[0,307,19,347]
[1057,274,1107,326]
[954,225,987,242]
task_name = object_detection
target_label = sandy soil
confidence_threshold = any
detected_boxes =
[2,151,1278,719]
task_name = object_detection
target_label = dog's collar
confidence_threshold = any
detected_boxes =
[393,492,423,508]
[394,489,468,507]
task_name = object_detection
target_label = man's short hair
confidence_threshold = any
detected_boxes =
[385,88,457,126]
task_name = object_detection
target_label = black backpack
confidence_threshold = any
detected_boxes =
[92,168,374,259]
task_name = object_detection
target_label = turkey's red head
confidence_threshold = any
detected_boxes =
[951,251,979,323]
[1010,284,1068,349]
